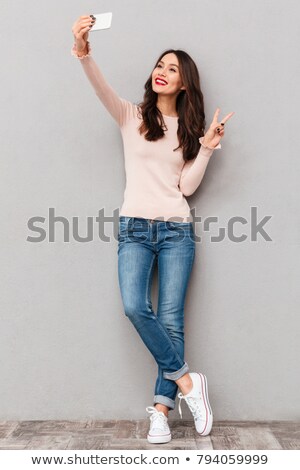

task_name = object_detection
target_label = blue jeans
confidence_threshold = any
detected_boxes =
[117,216,195,410]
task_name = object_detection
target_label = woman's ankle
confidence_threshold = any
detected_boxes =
[175,372,193,395]
[154,403,169,417]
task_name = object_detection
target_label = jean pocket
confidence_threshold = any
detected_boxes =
[128,218,149,233]
[118,218,149,243]
[168,222,192,228]
[165,222,195,242]
[119,221,129,234]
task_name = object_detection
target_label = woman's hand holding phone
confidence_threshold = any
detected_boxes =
[71,15,95,56]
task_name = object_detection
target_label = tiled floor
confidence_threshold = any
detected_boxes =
[0,420,299,450]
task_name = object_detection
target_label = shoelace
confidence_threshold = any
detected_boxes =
[146,406,169,431]
[177,392,204,420]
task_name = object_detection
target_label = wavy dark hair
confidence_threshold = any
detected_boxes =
[137,49,206,163]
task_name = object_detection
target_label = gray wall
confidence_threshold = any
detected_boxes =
[1,0,299,420]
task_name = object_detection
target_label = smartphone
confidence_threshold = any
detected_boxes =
[89,12,112,32]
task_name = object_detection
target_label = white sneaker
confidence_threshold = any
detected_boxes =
[146,406,172,444]
[177,372,213,436]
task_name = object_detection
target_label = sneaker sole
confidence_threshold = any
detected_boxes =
[196,372,213,436]
[147,433,172,444]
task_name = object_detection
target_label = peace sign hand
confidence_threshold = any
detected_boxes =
[201,108,235,149]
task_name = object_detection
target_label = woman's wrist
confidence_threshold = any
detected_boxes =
[201,139,210,147]
[71,41,91,59]
[76,46,88,57]
[199,136,213,149]
[199,136,221,150]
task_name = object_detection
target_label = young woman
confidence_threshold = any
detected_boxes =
[71,14,234,444]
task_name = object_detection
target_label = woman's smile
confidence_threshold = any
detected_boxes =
[152,53,184,95]
[155,78,168,86]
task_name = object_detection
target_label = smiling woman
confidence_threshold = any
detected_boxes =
[138,49,207,160]
[154,60,182,87]
[71,13,234,446]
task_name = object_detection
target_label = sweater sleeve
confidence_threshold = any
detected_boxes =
[71,42,134,127]
[178,137,222,197]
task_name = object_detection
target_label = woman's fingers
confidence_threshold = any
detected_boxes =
[212,108,220,123]
[72,17,90,28]
[72,16,95,27]
[72,17,95,37]
[75,18,94,30]
[75,15,94,26]
[212,108,235,125]
[220,111,235,124]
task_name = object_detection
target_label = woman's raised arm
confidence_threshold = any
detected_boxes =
[71,15,133,127]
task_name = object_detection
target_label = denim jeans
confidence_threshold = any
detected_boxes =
[117,216,195,410]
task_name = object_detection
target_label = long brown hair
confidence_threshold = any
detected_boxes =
[137,49,206,163]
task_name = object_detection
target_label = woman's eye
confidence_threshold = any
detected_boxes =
[156,64,176,72]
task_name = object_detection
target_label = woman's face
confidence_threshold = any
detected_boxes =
[151,53,185,96]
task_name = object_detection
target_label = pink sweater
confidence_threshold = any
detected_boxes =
[71,43,221,222]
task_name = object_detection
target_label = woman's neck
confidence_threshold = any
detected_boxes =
[156,96,178,117]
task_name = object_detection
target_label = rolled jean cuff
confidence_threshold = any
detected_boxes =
[163,361,189,381]
[153,395,175,410]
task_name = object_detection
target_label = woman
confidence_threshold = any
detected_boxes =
[71,14,234,444]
